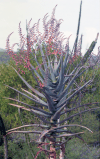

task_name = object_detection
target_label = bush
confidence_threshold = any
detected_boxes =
[65,138,100,159]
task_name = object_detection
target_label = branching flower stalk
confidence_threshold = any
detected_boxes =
[4,1,100,158]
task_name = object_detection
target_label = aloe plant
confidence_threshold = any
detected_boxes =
[3,1,100,158]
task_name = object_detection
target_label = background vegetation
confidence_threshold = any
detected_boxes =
[0,50,100,158]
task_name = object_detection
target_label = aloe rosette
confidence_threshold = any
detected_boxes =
[4,1,99,159]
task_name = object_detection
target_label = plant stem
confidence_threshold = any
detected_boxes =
[3,136,8,159]
[49,141,56,159]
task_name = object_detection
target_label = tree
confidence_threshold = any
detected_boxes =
[3,1,99,158]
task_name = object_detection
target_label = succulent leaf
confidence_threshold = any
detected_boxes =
[30,63,44,83]
[58,67,91,102]
[54,55,58,71]
[63,45,69,70]
[4,84,48,107]
[55,55,64,92]
[30,50,45,78]
[44,45,56,82]
[21,88,47,105]
[51,124,93,133]
[38,44,47,71]
[57,79,92,109]
[73,0,82,55]
[59,107,100,124]
[56,132,84,138]
[4,96,51,115]
[82,41,97,65]
[8,103,50,117]
[43,89,55,113]
[10,65,45,98]
[54,55,62,77]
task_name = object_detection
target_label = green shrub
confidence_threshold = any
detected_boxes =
[65,138,100,159]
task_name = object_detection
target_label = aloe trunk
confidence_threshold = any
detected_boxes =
[59,151,64,159]
[49,141,56,159]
